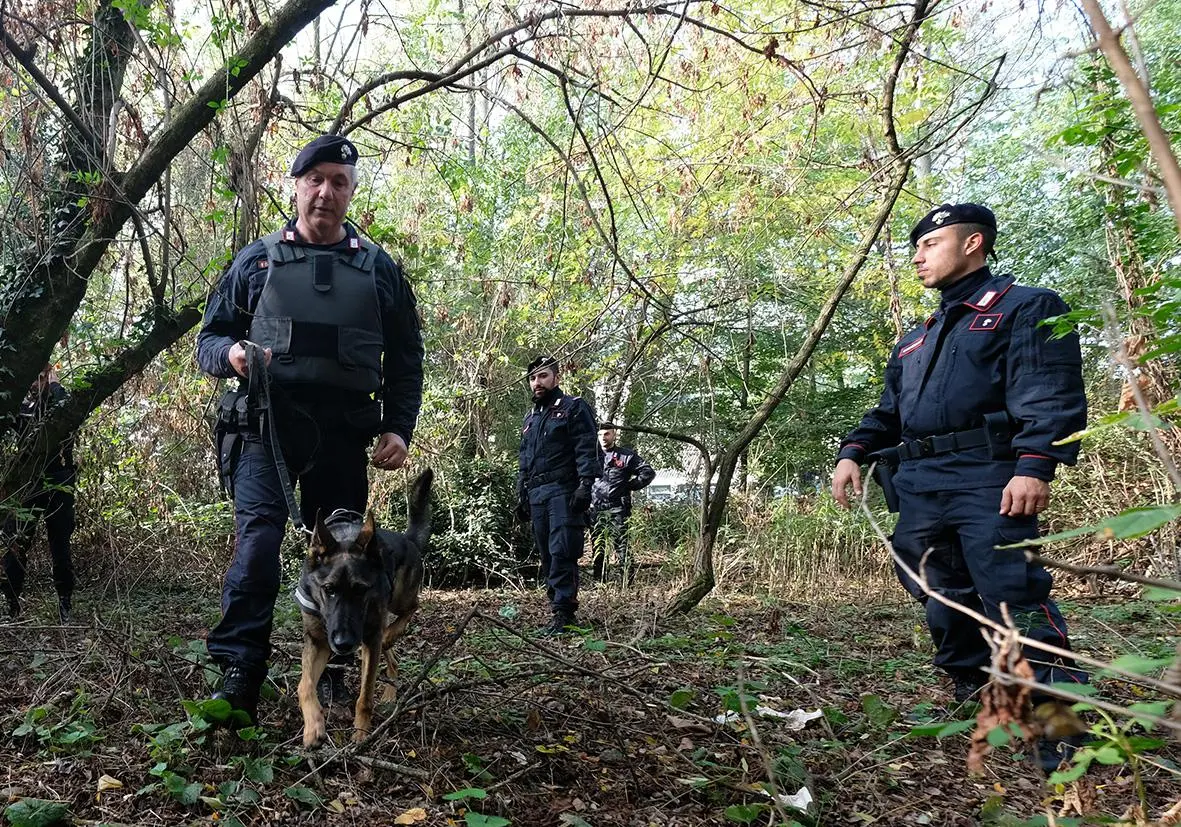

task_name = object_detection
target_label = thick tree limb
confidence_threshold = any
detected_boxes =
[0,0,334,488]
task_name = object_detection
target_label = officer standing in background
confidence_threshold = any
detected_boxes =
[516,356,599,634]
[589,423,655,584]
[831,203,1088,772]
[1,364,78,624]
[196,134,424,723]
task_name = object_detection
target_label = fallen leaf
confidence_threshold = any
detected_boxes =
[395,807,428,824]
[96,775,123,793]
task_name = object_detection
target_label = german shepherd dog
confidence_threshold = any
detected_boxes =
[296,468,432,747]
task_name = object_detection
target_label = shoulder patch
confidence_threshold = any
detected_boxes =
[969,312,1003,332]
[257,259,269,269]
[900,335,925,357]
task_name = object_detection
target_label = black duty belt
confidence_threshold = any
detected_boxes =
[894,412,1012,463]
[527,468,576,488]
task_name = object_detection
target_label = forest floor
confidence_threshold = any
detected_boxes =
[1,568,1179,827]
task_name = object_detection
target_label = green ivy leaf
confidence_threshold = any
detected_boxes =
[464,813,511,827]
[724,803,768,823]
[443,788,488,801]
[284,785,323,808]
[3,798,70,827]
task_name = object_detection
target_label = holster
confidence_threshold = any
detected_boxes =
[866,448,901,513]
[982,411,1014,459]
[213,389,256,497]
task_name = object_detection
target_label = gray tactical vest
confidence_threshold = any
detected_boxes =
[248,228,383,393]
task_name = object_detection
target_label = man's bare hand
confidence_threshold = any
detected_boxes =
[1000,475,1050,516]
[832,458,864,509]
[228,341,272,378]
[372,433,408,471]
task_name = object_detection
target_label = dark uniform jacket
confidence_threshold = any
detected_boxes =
[196,220,424,445]
[837,268,1086,492]
[517,389,599,505]
[591,445,656,514]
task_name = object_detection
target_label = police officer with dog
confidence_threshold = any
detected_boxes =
[831,203,1088,771]
[516,356,599,634]
[589,423,655,583]
[196,134,424,723]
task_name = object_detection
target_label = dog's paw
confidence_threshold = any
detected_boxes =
[302,714,327,748]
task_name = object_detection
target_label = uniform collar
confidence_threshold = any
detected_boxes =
[281,219,363,251]
[939,267,1014,311]
[533,386,565,410]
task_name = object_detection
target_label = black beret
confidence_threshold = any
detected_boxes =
[290,134,358,177]
[598,422,619,430]
[909,203,996,246]
[526,355,560,377]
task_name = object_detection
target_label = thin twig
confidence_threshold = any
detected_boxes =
[1027,553,1181,594]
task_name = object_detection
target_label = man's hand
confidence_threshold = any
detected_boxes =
[832,458,864,509]
[371,433,408,471]
[228,341,272,378]
[1000,475,1050,516]
[515,496,531,523]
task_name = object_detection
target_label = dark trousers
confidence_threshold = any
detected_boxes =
[206,431,368,670]
[2,466,76,603]
[892,486,1086,688]
[590,507,630,580]
[530,489,584,614]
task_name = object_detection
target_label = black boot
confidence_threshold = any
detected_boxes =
[948,667,987,705]
[543,610,577,636]
[1034,733,1086,773]
[3,591,18,620]
[57,594,72,625]
[211,664,263,726]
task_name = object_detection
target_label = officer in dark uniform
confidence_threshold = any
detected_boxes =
[831,203,1088,771]
[196,134,424,722]
[2,364,77,624]
[589,423,655,583]
[516,356,599,634]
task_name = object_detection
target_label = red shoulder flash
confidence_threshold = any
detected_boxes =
[282,229,296,242]
[900,336,925,357]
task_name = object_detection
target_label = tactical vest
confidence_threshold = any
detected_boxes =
[248,228,384,393]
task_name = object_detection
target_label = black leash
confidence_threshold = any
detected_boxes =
[243,340,310,536]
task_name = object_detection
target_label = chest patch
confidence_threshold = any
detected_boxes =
[900,336,925,357]
[969,312,1003,332]
[551,411,567,420]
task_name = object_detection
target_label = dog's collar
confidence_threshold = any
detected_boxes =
[294,586,321,616]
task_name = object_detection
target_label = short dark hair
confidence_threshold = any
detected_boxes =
[955,222,996,257]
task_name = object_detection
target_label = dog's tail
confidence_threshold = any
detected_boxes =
[407,467,433,550]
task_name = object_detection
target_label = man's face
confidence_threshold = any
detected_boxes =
[912,225,980,289]
[598,428,617,450]
[295,162,356,240]
[529,367,558,399]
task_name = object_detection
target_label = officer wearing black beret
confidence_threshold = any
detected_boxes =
[832,203,1088,771]
[195,134,424,722]
[516,356,599,633]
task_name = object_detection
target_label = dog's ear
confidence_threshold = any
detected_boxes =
[309,512,338,565]
[355,510,377,555]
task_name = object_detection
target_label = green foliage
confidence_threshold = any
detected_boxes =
[422,456,531,587]
[12,692,100,753]
[3,799,69,827]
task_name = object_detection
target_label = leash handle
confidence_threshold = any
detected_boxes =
[241,340,310,536]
